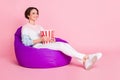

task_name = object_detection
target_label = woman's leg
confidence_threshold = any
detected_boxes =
[33,42,102,70]
[33,42,85,63]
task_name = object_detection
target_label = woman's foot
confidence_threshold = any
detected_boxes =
[83,52,102,70]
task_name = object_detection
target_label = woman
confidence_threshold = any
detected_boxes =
[21,7,102,70]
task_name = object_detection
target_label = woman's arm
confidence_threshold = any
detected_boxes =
[21,34,34,46]
[21,26,55,46]
[22,34,56,46]
[33,36,52,44]
[22,34,43,46]
[33,38,42,44]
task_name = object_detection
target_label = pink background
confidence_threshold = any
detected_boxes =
[0,0,120,80]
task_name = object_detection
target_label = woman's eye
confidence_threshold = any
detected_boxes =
[32,12,38,15]
[32,13,35,14]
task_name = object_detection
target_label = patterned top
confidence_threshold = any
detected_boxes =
[21,23,44,46]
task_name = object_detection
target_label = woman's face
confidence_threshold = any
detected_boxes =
[28,9,39,21]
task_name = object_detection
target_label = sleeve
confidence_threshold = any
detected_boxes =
[21,27,34,46]
[21,34,34,46]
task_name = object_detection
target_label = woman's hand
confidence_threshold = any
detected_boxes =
[41,36,50,44]
[41,36,56,44]
[33,36,56,44]
[49,37,56,43]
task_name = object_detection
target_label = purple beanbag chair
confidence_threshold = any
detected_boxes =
[14,27,72,68]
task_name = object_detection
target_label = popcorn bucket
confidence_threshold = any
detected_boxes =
[40,30,54,44]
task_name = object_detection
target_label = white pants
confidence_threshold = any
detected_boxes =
[33,42,85,63]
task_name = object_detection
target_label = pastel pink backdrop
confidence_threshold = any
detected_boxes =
[0,0,120,80]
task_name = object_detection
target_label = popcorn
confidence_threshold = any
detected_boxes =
[40,30,55,44]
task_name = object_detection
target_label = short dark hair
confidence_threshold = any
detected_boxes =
[24,7,39,19]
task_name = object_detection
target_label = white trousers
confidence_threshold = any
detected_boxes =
[33,42,85,62]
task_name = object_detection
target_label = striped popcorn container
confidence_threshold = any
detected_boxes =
[40,30,54,44]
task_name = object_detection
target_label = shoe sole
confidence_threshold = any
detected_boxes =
[86,56,97,70]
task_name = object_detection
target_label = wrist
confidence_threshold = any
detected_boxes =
[39,38,43,43]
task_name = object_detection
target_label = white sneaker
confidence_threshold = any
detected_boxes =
[84,52,102,70]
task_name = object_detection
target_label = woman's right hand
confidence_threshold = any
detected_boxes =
[41,36,51,44]
[33,36,55,44]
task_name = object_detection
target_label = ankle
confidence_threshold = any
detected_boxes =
[83,55,89,64]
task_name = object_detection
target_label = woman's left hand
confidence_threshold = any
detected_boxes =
[50,38,56,43]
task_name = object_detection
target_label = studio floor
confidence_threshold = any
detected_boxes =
[0,49,120,80]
